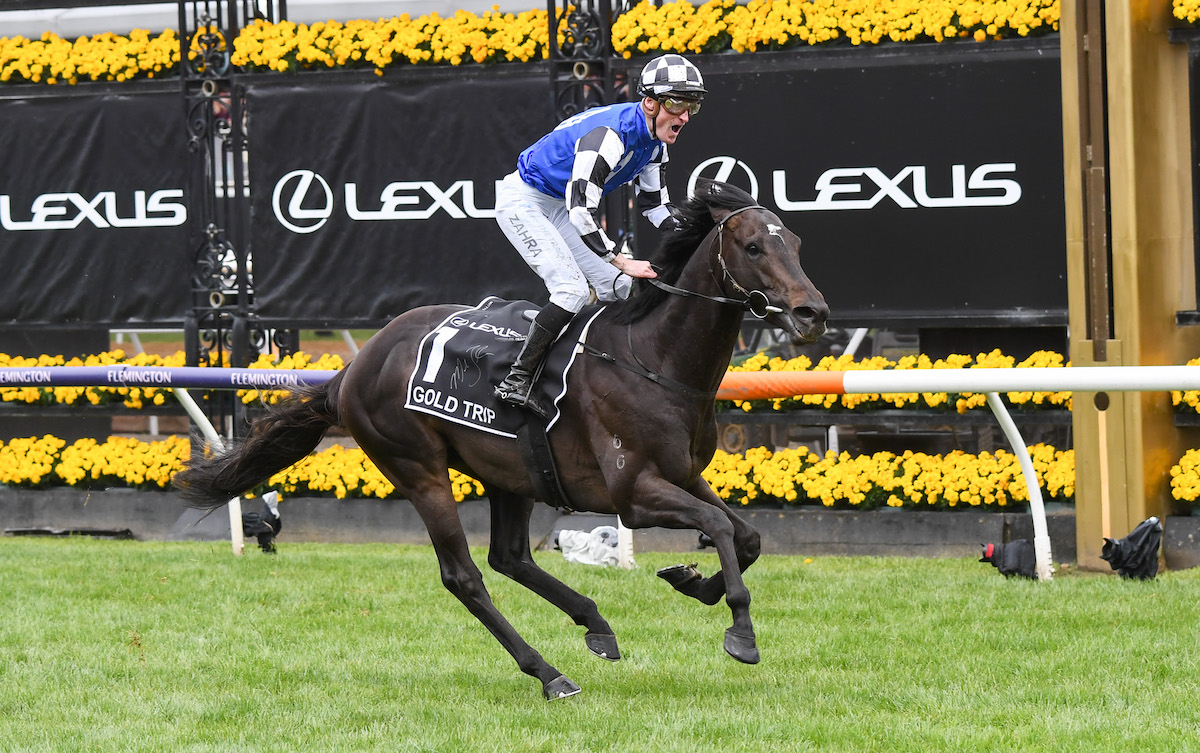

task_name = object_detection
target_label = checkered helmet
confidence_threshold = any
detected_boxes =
[637,54,706,100]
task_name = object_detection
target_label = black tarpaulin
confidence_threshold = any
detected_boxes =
[980,540,1038,579]
[1101,517,1163,580]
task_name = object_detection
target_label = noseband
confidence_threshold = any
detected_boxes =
[647,204,785,320]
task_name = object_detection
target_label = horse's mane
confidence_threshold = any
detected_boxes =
[609,180,758,325]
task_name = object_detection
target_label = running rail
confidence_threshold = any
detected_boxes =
[0,366,335,556]
[0,365,338,389]
[717,365,1200,581]
[714,365,1200,399]
[8,363,1198,395]
[7,363,1200,577]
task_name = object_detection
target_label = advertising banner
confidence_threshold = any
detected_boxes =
[1,45,1063,331]
[248,74,551,323]
[0,91,191,326]
[642,42,1068,327]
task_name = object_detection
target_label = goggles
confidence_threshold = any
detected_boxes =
[657,96,702,116]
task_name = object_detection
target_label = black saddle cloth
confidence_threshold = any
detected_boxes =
[404,296,602,438]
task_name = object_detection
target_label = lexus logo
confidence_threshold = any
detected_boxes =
[688,157,760,200]
[271,169,498,232]
[688,158,1021,211]
[272,169,333,234]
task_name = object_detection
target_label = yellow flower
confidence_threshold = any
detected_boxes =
[3,0,1062,86]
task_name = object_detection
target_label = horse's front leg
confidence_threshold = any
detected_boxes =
[619,474,760,665]
[656,478,761,608]
[486,488,621,661]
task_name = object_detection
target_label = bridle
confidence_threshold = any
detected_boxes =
[646,204,785,320]
[582,203,788,399]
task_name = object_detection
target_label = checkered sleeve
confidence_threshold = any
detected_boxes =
[567,126,624,261]
[636,145,681,230]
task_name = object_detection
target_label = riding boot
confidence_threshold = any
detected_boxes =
[495,303,574,418]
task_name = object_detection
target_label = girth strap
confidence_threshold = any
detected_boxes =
[516,420,575,511]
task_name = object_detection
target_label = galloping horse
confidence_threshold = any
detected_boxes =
[174,179,828,700]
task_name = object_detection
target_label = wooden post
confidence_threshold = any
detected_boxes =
[1061,0,1200,568]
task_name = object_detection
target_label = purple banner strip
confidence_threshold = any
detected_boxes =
[0,366,339,390]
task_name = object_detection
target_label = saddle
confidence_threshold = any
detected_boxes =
[405,296,600,437]
[405,296,604,508]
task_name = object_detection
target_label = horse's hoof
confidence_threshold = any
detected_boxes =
[585,632,621,661]
[543,674,582,701]
[657,562,702,590]
[724,628,760,664]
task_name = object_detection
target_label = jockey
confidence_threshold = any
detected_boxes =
[493,53,707,417]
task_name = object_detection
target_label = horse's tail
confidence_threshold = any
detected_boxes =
[173,371,346,510]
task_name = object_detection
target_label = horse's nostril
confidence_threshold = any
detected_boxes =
[793,305,828,325]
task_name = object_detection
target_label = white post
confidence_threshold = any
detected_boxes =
[827,328,868,456]
[340,330,361,357]
[843,327,869,356]
[985,392,1053,580]
[616,515,636,569]
[117,330,157,434]
[173,387,244,557]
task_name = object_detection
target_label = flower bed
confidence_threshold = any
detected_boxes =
[0,433,1074,510]
[1177,0,1200,25]
[705,444,1073,509]
[0,0,1061,86]
[15,424,1200,513]
[0,434,486,502]
[1170,357,1200,418]
[1170,449,1200,506]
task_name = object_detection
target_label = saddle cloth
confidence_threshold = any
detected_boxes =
[404,296,603,438]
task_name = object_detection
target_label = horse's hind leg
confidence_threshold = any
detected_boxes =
[486,489,620,661]
[355,438,580,700]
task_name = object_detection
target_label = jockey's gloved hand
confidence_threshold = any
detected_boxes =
[664,209,686,231]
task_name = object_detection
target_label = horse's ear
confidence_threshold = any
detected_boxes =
[695,178,755,223]
[694,179,735,223]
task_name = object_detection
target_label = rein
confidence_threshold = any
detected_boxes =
[582,202,781,400]
[581,328,718,401]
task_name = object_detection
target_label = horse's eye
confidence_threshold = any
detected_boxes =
[746,243,762,257]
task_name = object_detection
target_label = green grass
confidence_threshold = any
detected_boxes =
[2,539,1199,752]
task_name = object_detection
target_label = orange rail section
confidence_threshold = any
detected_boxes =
[716,371,847,401]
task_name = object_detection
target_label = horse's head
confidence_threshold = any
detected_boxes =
[695,179,828,344]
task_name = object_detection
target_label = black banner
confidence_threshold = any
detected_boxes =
[0,91,191,326]
[248,73,551,323]
[638,40,1068,327]
[0,43,1066,332]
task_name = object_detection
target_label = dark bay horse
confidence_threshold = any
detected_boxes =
[174,179,828,700]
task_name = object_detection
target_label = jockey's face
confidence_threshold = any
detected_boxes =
[643,96,694,145]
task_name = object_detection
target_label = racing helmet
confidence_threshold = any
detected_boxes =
[637,54,706,100]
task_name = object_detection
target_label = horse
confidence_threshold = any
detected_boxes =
[174,179,829,700]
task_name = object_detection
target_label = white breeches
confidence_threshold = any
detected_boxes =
[494,171,631,314]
